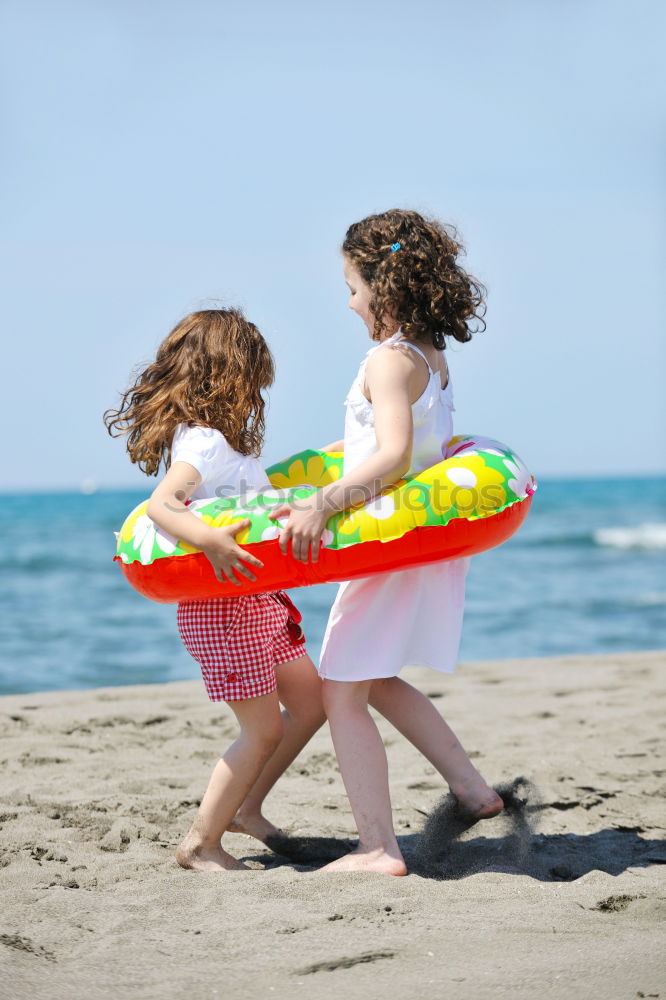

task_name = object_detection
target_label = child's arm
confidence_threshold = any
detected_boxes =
[146,462,263,585]
[320,439,344,451]
[274,348,414,562]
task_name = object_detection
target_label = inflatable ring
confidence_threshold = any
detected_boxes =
[115,435,536,602]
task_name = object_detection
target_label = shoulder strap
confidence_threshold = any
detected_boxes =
[400,339,430,364]
[396,338,432,373]
[399,338,452,390]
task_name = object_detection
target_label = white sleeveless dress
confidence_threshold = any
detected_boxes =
[318,332,470,681]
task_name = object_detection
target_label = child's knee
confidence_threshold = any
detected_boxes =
[282,700,326,733]
[313,704,327,726]
[322,678,365,716]
[301,704,327,730]
[262,718,285,752]
[245,717,284,756]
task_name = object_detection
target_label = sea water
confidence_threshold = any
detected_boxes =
[1,478,664,695]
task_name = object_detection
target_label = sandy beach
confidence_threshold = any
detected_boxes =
[1,650,664,1000]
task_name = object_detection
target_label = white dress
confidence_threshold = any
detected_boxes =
[318,332,470,681]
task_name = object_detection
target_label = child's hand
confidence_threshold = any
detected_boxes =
[271,499,329,563]
[201,520,264,586]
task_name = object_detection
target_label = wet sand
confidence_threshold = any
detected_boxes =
[0,650,664,999]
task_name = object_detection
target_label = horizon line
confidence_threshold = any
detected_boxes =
[1,470,665,497]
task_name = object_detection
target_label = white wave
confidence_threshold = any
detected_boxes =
[594,523,666,550]
[634,592,666,606]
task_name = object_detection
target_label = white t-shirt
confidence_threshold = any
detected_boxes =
[171,423,271,501]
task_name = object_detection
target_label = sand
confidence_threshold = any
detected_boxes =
[0,650,664,1000]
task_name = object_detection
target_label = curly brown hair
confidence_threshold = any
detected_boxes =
[342,209,486,348]
[103,309,275,476]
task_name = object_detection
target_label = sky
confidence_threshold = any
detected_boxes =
[1,0,665,491]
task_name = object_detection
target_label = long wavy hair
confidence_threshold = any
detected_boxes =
[103,309,275,476]
[342,208,486,348]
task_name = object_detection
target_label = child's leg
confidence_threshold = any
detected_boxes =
[176,691,284,872]
[316,678,407,875]
[368,676,502,817]
[230,653,326,840]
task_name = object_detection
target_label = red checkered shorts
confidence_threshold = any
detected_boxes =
[176,592,307,703]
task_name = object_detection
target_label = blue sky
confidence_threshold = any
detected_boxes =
[2,0,664,490]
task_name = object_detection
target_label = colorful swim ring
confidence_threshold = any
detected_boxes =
[115,435,536,602]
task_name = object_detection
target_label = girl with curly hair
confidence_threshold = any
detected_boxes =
[274,210,503,875]
[105,308,325,872]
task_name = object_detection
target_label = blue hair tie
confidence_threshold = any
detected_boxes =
[390,242,401,252]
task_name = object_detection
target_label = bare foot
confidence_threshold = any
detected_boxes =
[451,779,504,821]
[227,811,282,843]
[315,847,407,876]
[176,836,249,872]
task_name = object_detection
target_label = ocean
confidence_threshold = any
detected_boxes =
[1,477,664,696]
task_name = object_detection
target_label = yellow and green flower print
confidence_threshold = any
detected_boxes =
[268,451,343,490]
[115,437,535,566]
